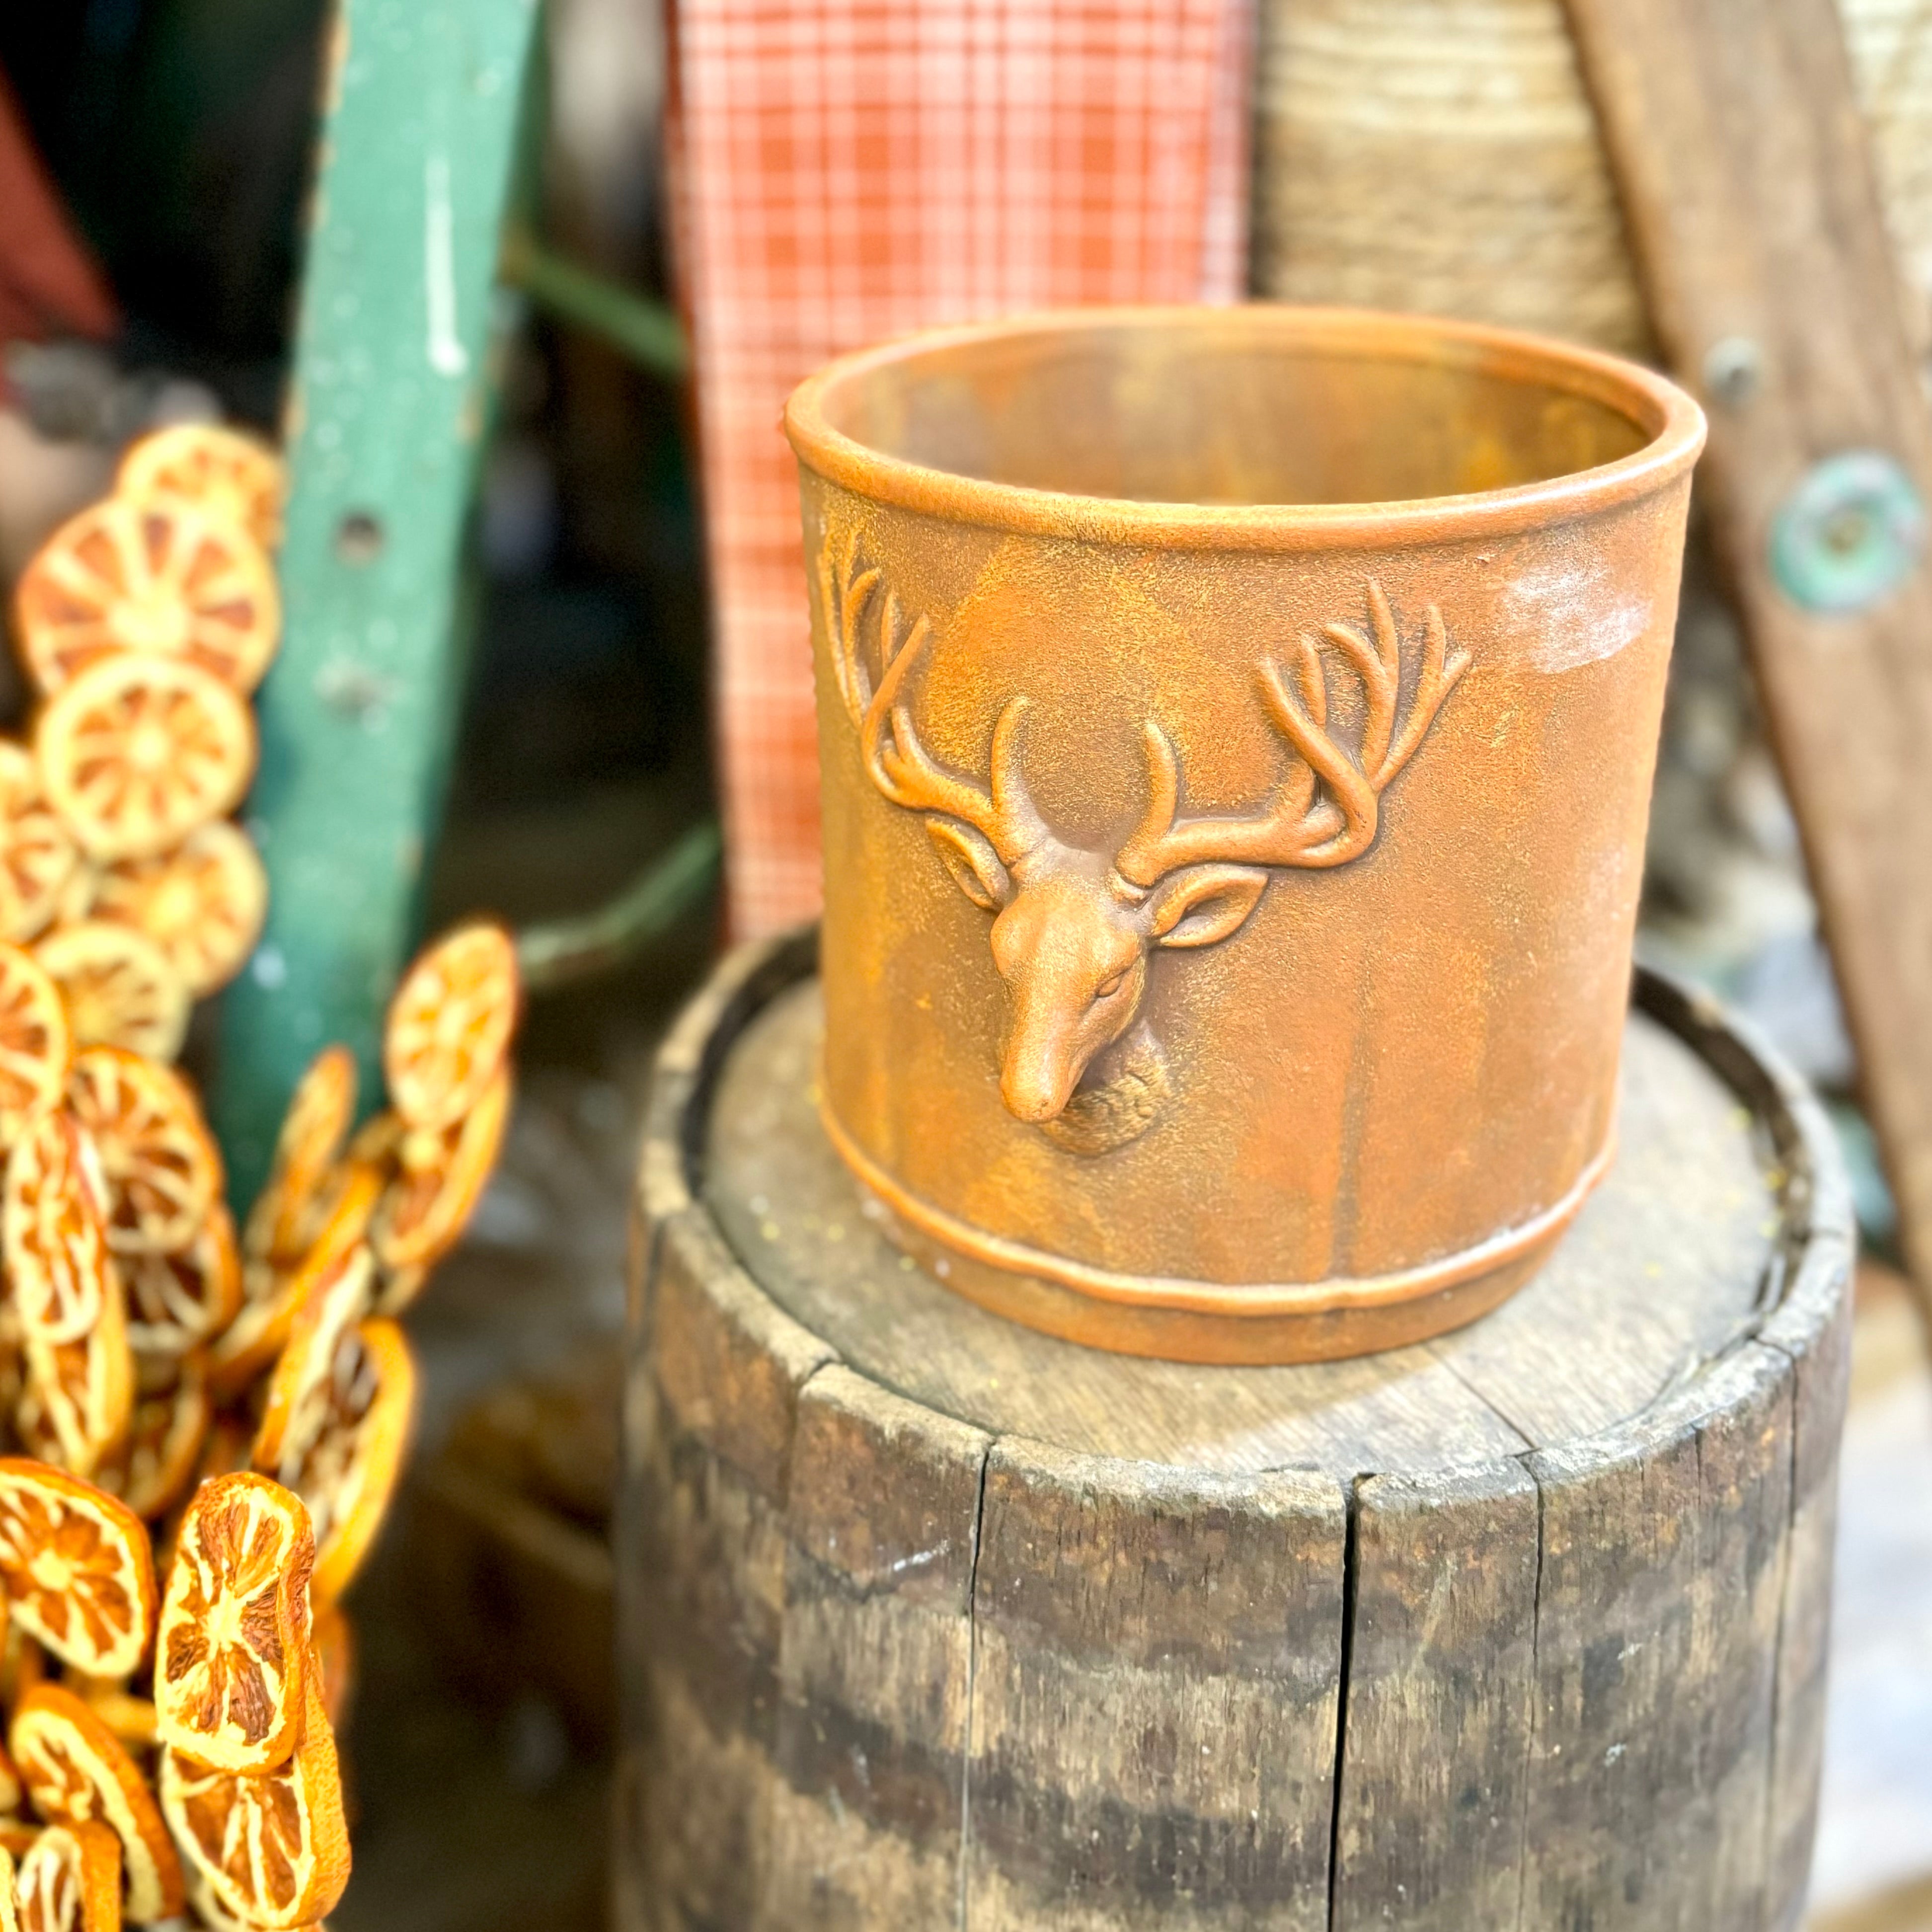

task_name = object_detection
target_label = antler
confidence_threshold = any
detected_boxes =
[1115,580,1469,886]
[819,535,1047,862]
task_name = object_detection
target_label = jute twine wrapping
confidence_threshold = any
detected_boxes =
[1254,0,1932,359]
[1846,0,1932,348]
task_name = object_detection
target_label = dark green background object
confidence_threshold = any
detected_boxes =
[499,227,687,380]
[215,0,543,1203]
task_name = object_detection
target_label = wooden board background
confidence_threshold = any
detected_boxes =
[1561,0,1932,1322]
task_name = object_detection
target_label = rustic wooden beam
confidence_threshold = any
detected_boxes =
[1558,0,1932,1314]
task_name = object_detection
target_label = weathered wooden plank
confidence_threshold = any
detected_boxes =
[626,1409,789,1931]
[1561,0,1932,1319]
[651,1207,836,1499]
[1641,970,1857,1930]
[1331,1461,1539,1932]
[1762,1284,1852,1932]
[765,1365,989,1929]
[215,0,543,1201]
[622,1206,837,1931]
[965,1441,1347,1930]
[1759,1193,1856,1928]
[1522,1343,1794,1931]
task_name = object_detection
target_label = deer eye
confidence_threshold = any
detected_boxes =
[1094,969,1128,1002]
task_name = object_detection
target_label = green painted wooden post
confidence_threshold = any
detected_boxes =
[215,0,542,1204]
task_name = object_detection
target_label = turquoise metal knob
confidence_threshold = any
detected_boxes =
[1770,450,1926,614]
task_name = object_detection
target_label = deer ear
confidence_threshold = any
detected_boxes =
[1147,863,1268,948]
[927,819,1012,912]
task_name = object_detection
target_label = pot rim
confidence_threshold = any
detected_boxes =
[785,304,1707,550]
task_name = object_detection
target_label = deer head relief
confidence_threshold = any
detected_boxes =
[820,538,1470,1133]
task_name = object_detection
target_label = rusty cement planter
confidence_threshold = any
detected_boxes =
[785,306,1705,1364]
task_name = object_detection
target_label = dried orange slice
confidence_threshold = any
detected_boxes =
[371,1065,510,1277]
[344,1108,401,1175]
[65,1049,220,1258]
[11,1686,182,1922]
[371,1258,429,1318]
[158,1665,346,1930]
[96,1360,208,1523]
[14,1819,120,1932]
[0,1820,34,1861]
[69,1692,153,1755]
[2,1628,46,1722]
[86,823,266,1003]
[252,1246,375,1487]
[32,925,188,1065]
[123,1206,239,1363]
[184,1864,298,1932]
[14,495,279,696]
[114,424,285,558]
[0,949,72,1150]
[19,1269,134,1483]
[204,1279,291,1411]
[212,1165,381,1406]
[383,921,520,1132]
[0,1339,20,1448]
[0,746,79,948]
[0,1466,153,1679]
[296,1318,415,1608]
[309,1605,353,1733]
[35,655,256,865]
[50,864,95,932]
[241,1048,356,1269]
[155,1473,313,1777]
[0,1738,20,1815]
[3,1113,111,1346]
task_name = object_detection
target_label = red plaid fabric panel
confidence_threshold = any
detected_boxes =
[667,0,1256,936]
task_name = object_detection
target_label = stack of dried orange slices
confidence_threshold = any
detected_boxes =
[4,426,284,1063]
[0,916,520,1927]
[0,1459,347,1930]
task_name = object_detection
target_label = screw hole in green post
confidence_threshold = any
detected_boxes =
[334,510,386,564]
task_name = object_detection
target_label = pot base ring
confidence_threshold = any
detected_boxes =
[820,1095,1614,1365]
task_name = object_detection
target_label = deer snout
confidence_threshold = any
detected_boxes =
[1001,1039,1082,1123]
[995,952,1147,1123]
[988,861,1148,1124]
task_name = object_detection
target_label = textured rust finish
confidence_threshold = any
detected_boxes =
[785,307,1705,1363]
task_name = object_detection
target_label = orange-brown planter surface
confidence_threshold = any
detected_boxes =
[786,307,1705,1364]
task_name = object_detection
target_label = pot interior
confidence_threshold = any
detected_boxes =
[811,311,1657,508]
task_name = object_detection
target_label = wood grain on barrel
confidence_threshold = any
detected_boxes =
[618,941,1854,1931]
[767,1366,988,1928]
[966,1446,1345,1929]
[1521,1344,1792,1930]
[1330,1464,1538,1931]
[620,1204,833,1926]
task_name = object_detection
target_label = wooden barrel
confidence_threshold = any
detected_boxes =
[615,933,1853,1932]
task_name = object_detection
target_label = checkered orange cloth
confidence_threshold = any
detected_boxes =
[666,0,1256,936]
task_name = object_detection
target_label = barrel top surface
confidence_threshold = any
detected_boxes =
[692,969,1810,1478]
